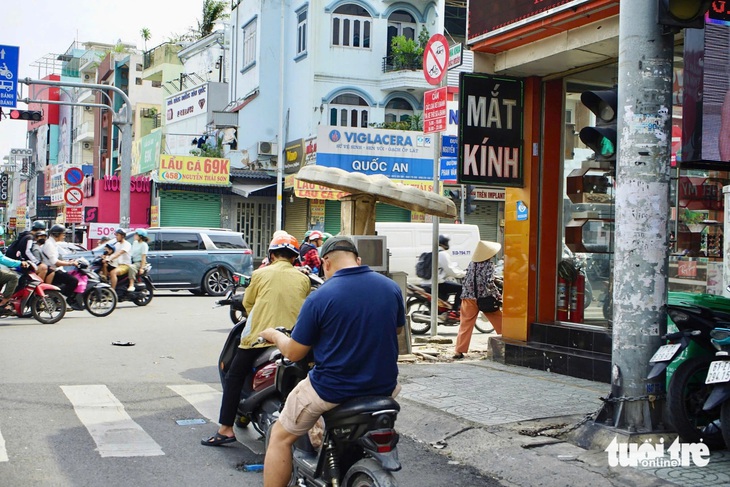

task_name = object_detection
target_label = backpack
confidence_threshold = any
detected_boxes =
[415,252,433,280]
[5,231,31,260]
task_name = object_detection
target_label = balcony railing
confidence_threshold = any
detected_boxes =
[382,55,422,73]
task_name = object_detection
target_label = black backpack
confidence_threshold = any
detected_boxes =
[415,252,433,279]
[5,231,31,260]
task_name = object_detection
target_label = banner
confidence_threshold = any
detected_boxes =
[158,155,230,186]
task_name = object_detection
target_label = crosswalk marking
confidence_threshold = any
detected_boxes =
[61,385,164,458]
[168,384,266,454]
[0,427,8,462]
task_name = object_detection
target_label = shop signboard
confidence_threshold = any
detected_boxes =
[158,155,231,186]
[316,126,433,180]
[458,72,524,187]
[165,84,209,123]
[136,130,162,175]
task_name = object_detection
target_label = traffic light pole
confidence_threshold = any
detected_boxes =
[19,78,134,228]
[600,0,673,433]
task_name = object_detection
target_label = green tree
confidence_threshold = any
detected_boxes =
[197,0,229,38]
[140,27,151,51]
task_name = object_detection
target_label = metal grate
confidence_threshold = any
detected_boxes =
[236,200,276,260]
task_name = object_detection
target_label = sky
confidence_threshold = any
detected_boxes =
[0,0,210,159]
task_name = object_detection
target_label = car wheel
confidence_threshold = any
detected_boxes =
[203,268,231,296]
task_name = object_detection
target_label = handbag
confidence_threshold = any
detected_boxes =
[477,295,500,313]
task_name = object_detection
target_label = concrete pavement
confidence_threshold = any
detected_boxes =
[397,329,730,486]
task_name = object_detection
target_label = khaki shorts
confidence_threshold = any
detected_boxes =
[278,376,339,437]
[115,264,130,275]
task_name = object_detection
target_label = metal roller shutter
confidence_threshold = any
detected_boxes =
[284,197,309,241]
[324,200,341,235]
[376,203,410,222]
[440,201,500,241]
[159,191,221,227]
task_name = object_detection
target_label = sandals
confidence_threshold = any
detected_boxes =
[201,432,236,446]
[452,353,465,360]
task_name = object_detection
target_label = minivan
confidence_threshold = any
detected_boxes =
[374,222,482,280]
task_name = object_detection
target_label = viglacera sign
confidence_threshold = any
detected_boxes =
[158,155,231,186]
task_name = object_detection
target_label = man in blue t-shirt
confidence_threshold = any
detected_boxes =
[259,236,404,487]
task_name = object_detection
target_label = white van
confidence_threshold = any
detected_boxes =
[374,222,482,280]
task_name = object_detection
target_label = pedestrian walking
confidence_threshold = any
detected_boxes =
[453,240,502,359]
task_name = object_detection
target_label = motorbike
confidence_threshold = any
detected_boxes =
[0,264,67,324]
[658,304,730,449]
[215,266,323,325]
[218,326,402,486]
[67,258,117,317]
[406,282,495,335]
[90,257,154,306]
[703,327,730,450]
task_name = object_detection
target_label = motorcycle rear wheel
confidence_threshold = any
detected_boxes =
[667,355,725,449]
[407,300,431,335]
[133,279,154,306]
[475,320,494,334]
[85,288,117,317]
[31,290,66,324]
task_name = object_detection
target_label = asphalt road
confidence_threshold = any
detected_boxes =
[0,291,498,487]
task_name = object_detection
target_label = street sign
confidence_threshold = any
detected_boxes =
[65,207,83,224]
[64,167,84,186]
[423,87,448,134]
[448,43,463,70]
[422,34,449,86]
[0,45,19,108]
[64,187,84,206]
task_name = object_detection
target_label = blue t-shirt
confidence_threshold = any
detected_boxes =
[291,266,405,403]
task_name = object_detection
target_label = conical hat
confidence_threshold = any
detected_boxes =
[472,240,501,262]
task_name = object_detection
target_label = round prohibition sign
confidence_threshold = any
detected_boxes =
[64,167,84,186]
[423,34,449,85]
[64,187,84,206]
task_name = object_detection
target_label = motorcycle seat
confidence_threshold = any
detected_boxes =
[323,396,400,422]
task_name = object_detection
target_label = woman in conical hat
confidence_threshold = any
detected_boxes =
[453,240,502,359]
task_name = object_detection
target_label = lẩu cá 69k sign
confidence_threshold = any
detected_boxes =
[458,72,524,187]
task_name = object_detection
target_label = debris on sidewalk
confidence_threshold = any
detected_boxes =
[400,335,491,363]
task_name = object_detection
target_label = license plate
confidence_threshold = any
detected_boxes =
[649,343,681,363]
[705,361,730,384]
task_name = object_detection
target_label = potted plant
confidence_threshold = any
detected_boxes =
[681,209,706,233]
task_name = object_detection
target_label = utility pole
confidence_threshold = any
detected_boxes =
[603,0,673,432]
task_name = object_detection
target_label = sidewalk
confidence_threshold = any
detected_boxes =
[396,331,730,487]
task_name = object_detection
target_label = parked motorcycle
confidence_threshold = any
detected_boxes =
[215,266,323,325]
[661,304,730,449]
[0,264,67,324]
[67,258,117,317]
[703,327,730,449]
[218,326,402,486]
[90,257,154,306]
[406,282,495,335]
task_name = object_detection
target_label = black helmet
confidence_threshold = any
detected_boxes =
[438,234,450,250]
[49,224,66,236]
[31,221,46,231]
[115,228,127,236]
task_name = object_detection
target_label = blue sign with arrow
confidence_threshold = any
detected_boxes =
[0,45,19,108]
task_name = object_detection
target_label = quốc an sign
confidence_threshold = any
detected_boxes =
[458,72,524,188]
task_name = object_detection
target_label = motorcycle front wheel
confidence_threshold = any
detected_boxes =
[474,320,494,334]
[407,299,431,335]
[31,290,66,324]
[85,287,117,317]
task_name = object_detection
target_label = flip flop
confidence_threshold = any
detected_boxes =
[201,432,236,446]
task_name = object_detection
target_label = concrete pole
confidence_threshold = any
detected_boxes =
[609,0,673,431]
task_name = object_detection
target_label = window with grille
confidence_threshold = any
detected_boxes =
[332,4,371,49]
[384,97,414,124]
[242,18,257,71]
[297,8,308,56]
[328,94,370,128]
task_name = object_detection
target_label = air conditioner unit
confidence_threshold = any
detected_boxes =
[84,74,91,81]
[84,106,93,112]
[83,142,92,150]
[257,141,277,156]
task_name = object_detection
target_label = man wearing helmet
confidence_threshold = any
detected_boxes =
[202,232,311,447]
[105,228,132,291]
[41,224,83,309]
[5,221,46,268]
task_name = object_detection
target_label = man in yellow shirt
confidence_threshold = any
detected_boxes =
[202,233,311,446]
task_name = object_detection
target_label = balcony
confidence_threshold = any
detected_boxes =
[72,121,94,143]
[380,56,431,91]
[142,43,183,82]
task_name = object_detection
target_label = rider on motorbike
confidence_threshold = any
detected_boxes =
[41,224,83,310]
[0,253,29,308]
[258,236,405,487]
[202,232,311,447]
[422,235,465,313]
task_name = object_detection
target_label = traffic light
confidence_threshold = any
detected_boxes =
[657,0,712,29]
[579,87,617,164]
[448,189,461,209]
[465,185,476,215]
[9,110,43,122]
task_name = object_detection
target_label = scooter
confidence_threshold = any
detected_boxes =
[0,264,67,324]
[67,258,117,317]
[90,257,154,307]
[218,327,402,486]
[703,327,730,449]
[406,282,495,335]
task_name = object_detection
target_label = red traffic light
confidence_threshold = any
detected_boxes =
[9,110,43,121]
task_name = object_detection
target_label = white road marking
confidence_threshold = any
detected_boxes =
[0,427,8,462]
[61,385,164,458]
[168,383,265,454]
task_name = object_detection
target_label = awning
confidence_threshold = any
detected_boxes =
[231,182,276,197]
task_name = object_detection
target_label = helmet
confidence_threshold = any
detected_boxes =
[322,232,333,243]
[308,230,324,241]
[31,221,46,231]
[49,224,66,236]
[304,230,313,240]
[136,228,148,238]
[115,228,127,236]
[35,231,47,238]
[268,233,300,256]
[438,234,450,250]
[76,257,90,269]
